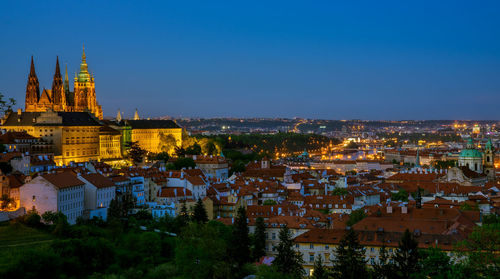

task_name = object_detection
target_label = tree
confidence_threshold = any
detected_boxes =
[331,187,348,196]
[372,244,394,279]
[312,254,328,279]
[175,223,230,279]
[185,143,202,155]
[346,209,366,227]
[126,141,146,165]
[393,229,420,278]
[273,226,305,278]
[457,222,500,277]
[173,157,196,170]
[154,152,170,162]
[433,160,456,169]
[158,133,178,155]
[174,146,186,157]
[176,201,190,229]
[108,192,135,220]
[0,93,16,115]
[138,232,161,264]
[229,207,251,269]
[192,198,208,224]
[331,229,367,279]
[230,160,246,175]
[391,189,409,202]
[252,217,266,261]
[23,210,41,227]
[414,247,452,279]
[263,199,277,205]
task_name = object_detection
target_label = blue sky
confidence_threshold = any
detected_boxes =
[1,1,499,120]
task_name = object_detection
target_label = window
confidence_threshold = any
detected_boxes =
[325,245,329,250]
[310,243,314,249]
[296,244,299,249]
[370,258,375,265]
[309,254,315,262]
[32,195,36,201]
[272,233,276,240]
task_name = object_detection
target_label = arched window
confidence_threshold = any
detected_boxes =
[487,156,490,162]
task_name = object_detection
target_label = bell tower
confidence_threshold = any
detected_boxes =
[73,45,103,119]
[484,139,495,181]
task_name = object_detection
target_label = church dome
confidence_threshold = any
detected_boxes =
[459,148,483,158]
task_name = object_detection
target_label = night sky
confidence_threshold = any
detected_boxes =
[1,1,499,120]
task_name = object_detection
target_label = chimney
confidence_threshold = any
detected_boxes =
[387,206,392,213]
[401,206,407,214]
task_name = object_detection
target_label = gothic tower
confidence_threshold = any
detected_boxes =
[51,56,66,111]
[25,56,40,111]
[484,139,495,181]
[63,64,73,108]
[74,45,103,119]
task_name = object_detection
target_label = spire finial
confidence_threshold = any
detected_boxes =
[54,56,61,76]
[29,55,36,76]
[134,108,140,120]
[116,108,122,122]
[65,64,69,81]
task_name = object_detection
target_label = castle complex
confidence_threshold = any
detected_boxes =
[0,47,182,166]
[25,46,103,119]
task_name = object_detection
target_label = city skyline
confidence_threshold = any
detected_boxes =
[1,1,500,120]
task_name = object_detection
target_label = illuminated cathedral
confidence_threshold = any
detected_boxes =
[25,46,103,119]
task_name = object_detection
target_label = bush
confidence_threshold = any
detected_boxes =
[23,210,41,227]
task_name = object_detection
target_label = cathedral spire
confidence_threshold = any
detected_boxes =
[116,109,122,122]
[134,108,140,120]
[29,56,37,77]
[52,56,65,108]
[82,43,86,62]
[54,56,61,78]
[25,56,40,110]
[77,44,90,82]
[64,64,70,94]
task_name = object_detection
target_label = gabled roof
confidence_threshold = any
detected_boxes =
[81,173,115,189]
[41,172,85,189]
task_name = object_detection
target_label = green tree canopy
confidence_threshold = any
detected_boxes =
[331,229,368,279]
[229,207,251,272]
[252,217,266,261]
[346,209,366,227]
[393,229,420,278]
[192,198,208,224]
[272,226,305,278]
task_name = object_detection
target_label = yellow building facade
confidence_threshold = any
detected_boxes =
[1,110,102,166]
[127,120,182,154]
[99,125,122,160]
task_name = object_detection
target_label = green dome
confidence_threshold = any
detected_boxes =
[459,149,483,158]
[77,72,90,82]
